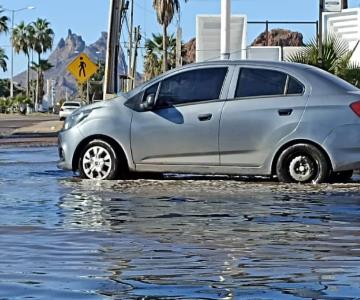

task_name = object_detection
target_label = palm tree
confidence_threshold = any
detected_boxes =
[0,6,9,34]
[287,36,360,87]
[32,18,54,107]
[0,7,8,73]
[144,33,176,80]
[31,59,53,104]
[12,22,35,96]
[152,0,188,72]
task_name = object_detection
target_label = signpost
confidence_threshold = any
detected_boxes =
[67,53,98,102]
[67,53,98,84]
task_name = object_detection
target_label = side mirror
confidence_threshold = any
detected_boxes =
[142,93,156,110]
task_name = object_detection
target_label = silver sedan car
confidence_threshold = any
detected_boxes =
[58,60,360,183]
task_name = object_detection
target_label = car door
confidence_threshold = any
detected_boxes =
[131,66,232,166]
[219,66,309,168]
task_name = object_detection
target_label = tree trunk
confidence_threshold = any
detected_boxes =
[163,24,168,72]
[26,54,30,97]
[35,52,40,111]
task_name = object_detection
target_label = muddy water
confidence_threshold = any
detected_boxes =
[0,147,359,299]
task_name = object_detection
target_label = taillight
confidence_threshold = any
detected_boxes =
[350,101,360,117]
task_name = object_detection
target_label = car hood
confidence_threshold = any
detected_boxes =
[76,95,127,113]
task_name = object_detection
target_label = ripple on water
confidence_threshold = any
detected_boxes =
[0,147,360,299]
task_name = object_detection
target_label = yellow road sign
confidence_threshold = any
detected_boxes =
[67,53,98,84]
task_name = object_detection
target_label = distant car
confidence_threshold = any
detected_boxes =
[58,60,360,183]
[59,101,82,120]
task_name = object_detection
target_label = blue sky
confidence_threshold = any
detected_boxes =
[1,0,359,79]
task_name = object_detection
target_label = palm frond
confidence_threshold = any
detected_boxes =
[0,47,7,72]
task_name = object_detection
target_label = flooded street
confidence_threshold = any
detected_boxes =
[0,147,359,299]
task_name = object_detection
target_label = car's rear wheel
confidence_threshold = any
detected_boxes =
[79,140,119,180]
[276,144,330,184]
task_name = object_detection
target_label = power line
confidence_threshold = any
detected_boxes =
[134,1,153,16]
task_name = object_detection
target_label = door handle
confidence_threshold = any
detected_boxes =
[278,109,293,116]
[198,113,212,121]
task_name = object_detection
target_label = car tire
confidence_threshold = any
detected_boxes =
[276,144,330,184]
[329,170,353,182]
[79,140,120,180]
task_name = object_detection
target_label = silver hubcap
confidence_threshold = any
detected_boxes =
[82,146,112,180]
[289,155,315,182]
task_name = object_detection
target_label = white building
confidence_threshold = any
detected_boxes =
[196,15,247,62]
[323,8,360,64]
[196,7,360,64]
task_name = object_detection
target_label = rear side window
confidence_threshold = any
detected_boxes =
[235,68,304,98]
[287,77,304,95]
[157,67,227,106]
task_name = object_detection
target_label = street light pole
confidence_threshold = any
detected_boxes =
[10,10,14,98]
[5,6,35,98]
[220,0,231,60]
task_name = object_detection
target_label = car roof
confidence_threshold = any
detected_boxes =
[178,59,309,71]
[127,59,358,98]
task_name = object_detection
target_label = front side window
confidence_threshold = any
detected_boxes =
[235,68,305,98]
[157,67,228,107]
[144,82,159,100]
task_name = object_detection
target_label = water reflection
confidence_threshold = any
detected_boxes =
[0,147,359,299]
[58,178,360,299]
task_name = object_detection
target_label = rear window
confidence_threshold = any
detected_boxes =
[306,67,358,91]
[63,102,81,107]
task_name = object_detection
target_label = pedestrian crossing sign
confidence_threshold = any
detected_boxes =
[67,52,98,84]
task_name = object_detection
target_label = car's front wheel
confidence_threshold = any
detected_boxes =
[276,144,330,184]
[79,140,119,180]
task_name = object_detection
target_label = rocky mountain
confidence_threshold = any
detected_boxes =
[182,38,196,65]
[251,29,305,47]
[14,30,127,100]
[181,29,304,65]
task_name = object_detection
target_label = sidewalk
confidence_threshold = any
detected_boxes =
[0,115,63,147]
[12,120,63,137]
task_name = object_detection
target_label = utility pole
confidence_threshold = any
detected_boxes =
[127,0,134,91]
[130,26,141,90]
[220,0,231,60]
[318,0,324,67]
[103,0,127,100]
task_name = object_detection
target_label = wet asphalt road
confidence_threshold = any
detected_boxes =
[0,147,359,299]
